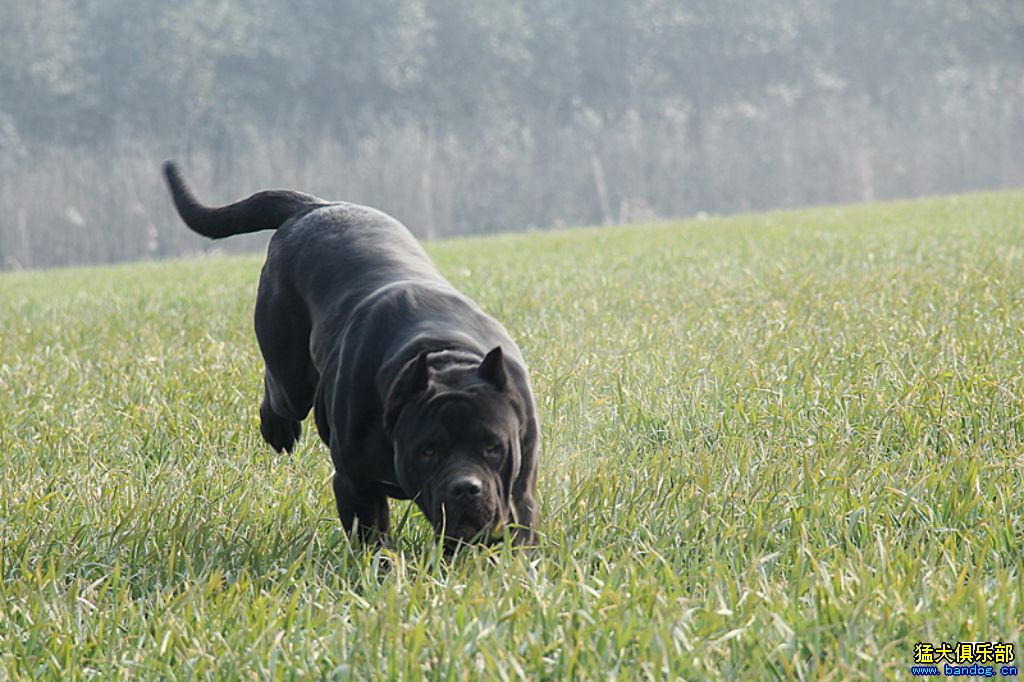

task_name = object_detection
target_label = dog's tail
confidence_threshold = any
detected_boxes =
[162,161,328,239]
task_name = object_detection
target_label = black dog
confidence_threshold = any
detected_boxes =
[163,162,539,547]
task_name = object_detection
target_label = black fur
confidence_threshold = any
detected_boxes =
[163,162,539,546]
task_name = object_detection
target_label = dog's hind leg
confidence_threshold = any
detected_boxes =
[259,375,307,453]
[255,289,317,453]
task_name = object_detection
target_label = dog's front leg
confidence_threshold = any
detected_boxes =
[511,494,539,547]
[332,471,390,545]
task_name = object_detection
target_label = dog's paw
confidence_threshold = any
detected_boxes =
[259,405,302,453]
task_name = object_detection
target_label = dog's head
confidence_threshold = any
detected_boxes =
[384,347,525,546]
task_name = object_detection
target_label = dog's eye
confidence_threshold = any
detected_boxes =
[420,445,436,459]
[484,440,502,456]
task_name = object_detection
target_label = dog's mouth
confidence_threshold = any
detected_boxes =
[417,473,508,546]
[435,506,507,548]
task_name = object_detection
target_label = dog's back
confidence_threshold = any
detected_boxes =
[163,161,447,315]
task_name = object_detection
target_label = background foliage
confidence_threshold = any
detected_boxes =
[0,0,1022,268]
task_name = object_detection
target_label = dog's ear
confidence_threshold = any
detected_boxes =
[383,351,430,436]
[478,346,507,389]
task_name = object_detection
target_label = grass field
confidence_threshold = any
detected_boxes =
[2,191,1023,679]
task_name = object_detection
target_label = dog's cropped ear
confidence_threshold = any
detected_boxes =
[383,351,431,436]
[478,346,507,390]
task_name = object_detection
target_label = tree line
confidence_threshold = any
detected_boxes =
[1,0,1021,268]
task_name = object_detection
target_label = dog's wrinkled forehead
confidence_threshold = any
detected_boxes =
[422,392,515,434]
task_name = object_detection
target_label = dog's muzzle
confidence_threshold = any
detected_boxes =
[436,473,505,543]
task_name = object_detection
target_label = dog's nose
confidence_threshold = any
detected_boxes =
[448,476,483,502]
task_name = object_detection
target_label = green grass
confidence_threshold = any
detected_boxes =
[2,191,1023,679]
